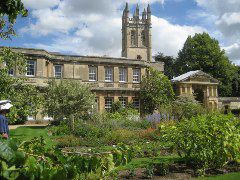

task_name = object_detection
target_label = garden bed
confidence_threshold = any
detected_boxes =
[114,157,240,179]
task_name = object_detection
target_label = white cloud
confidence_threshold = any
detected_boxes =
[194,0,240,39]
[128,0,164,4]
[22,0,60,9]
[21,0,204,58]
[151,16,204,57]
[216,12,240,39]
[195,0,240,16]
[195,0,240,62]
[223,43,240,63]
[20,8,78,36]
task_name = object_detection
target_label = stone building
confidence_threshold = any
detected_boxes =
[171,70,219,110]
[4,3,164,120]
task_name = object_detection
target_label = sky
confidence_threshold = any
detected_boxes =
[1,0,240,64]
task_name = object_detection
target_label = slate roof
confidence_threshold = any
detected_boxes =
[171,70,219,83]
[171,70,201,82]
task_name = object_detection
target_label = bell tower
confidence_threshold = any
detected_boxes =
[122,3,152,62]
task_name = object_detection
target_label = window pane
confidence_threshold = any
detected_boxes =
[105,67,113,82]
[119,97,127,108]
[54,65,62,78]
[131,30,137,46]
[133,69,140,83]
[89,66,97,81]
[141,31,146,46]
[105,97,113,110]
[26,60,36,76]
[133,98,140,109]
[119,68,127,82]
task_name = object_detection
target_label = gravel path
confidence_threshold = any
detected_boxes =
[9,124,48,130]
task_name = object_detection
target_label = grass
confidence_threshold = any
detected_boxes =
[115,155,180,171]
[10,126,56,148]
[198,172,240,180]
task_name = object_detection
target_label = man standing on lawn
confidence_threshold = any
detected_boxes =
[0,100,13,139]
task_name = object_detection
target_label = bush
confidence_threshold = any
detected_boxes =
[159,113,240,170]
[55,135,82,148]
[172,94,206,120]
[48,122,70,136]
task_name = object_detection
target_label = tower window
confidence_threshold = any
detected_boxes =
[131,30,137,46]
[141,31,146,46]
[137,55,142,60]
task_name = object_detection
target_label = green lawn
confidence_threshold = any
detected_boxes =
[198,172,240,180]
[10,126,56,147]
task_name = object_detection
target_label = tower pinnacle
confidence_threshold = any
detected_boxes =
[134,4,140,19]
[142,8,146,20]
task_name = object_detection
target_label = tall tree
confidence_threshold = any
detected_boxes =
[0,0,28,39]
[44,80,95,122]
[175,32,236,96]
[0,47,43,124]
[155,53,176,79]
[140,68,174,115]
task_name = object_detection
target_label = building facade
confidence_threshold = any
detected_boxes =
[4,3,164,120]
[171,70,219,110]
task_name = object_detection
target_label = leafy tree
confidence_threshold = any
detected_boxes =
[0,0,28,39]
[140,68,174,115]
[0,47,43,124]
[155,53,176,79]
[175,32,236,96]
[44,80,95,123]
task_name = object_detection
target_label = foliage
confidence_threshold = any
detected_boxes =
[144,164,154,178]
[44,80,95,121]
[171,94,206,120]
[49,109,151,147]
[175,32,236,96]
[111,101,124,113]
[155,53,176,79]
[0,0,28,39]
[0,137,134,179]
[159,113,240,171]
[0,47,43,124]
[140,68,174,115]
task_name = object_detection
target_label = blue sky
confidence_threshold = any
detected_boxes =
[1,0,240,64]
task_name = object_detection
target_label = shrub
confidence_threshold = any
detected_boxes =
[159,113,240,170]
[172,94,206,120]
[55,135,82,148]
[48,122,70,136]
[105,129,140,145]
